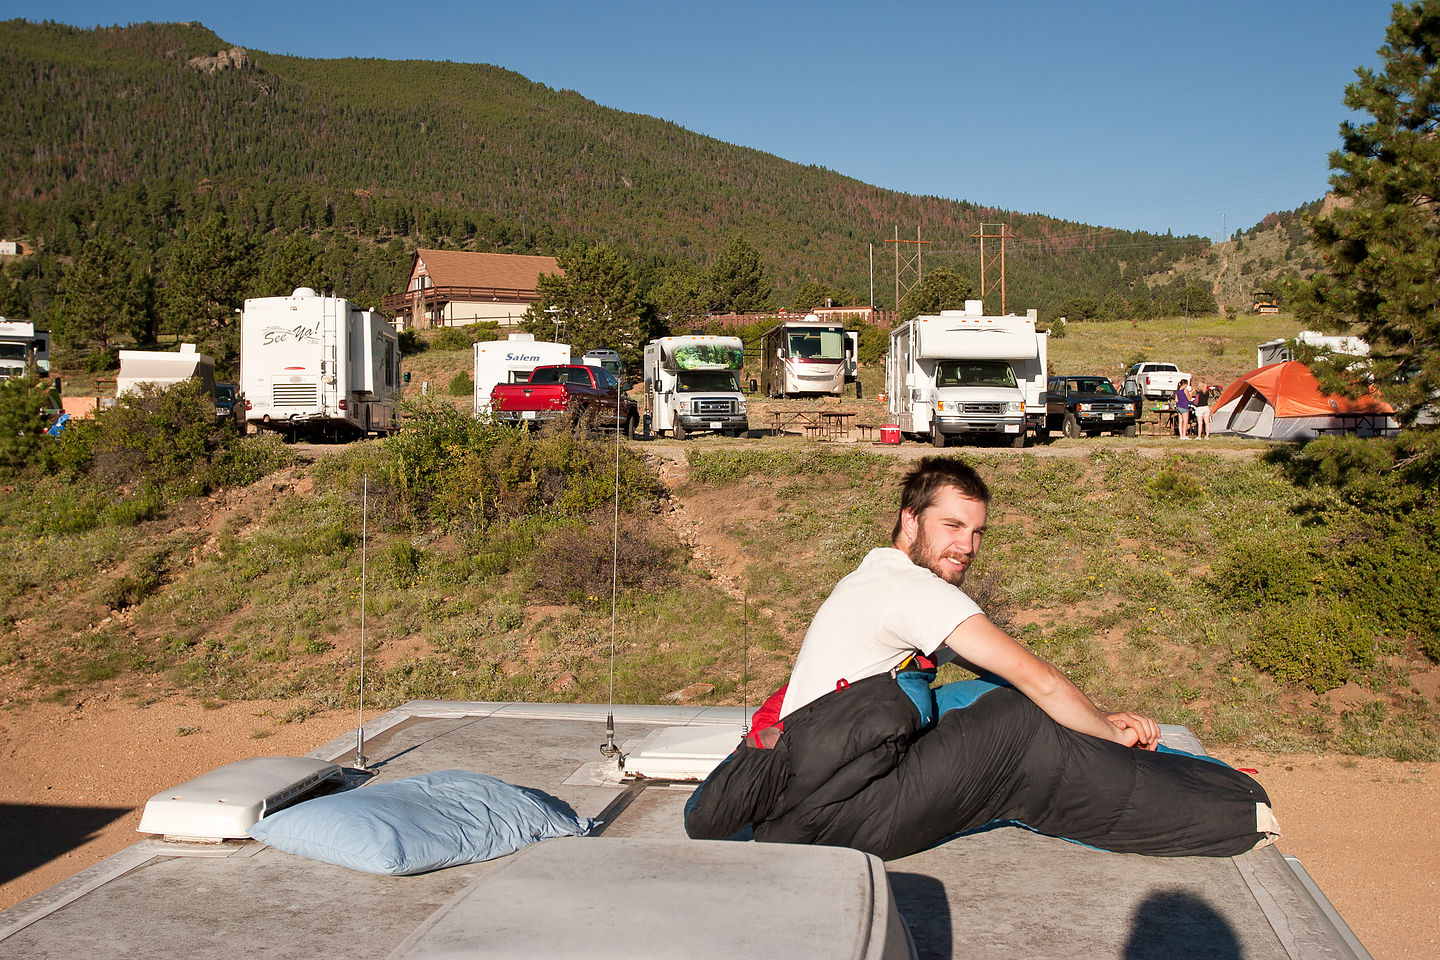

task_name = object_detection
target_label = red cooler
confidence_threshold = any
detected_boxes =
[880,425,901,444]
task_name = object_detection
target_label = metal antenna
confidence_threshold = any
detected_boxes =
[600,364,623,762]
[354,476,369,770]
[741,593,750,738]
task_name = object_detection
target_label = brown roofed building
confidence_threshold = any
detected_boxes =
[382,249,563,330]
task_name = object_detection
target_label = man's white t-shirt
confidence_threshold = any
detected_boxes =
[779,547,984,718]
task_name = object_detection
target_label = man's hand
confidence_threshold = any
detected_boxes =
[1108,712,1160,750]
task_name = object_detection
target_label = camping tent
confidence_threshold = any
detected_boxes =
[1210,361,1396,440]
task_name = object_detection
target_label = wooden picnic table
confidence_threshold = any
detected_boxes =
[818,410,856,440]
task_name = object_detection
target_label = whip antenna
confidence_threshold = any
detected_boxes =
[741,593,750,737]
[600,367,623,761]
[355,476,369,770]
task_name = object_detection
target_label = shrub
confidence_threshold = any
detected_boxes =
[447,371,474,397]
[1245,599,1379,693]
[0,377,55,476]
[1144,463,1201,503]
[528,513,682,602]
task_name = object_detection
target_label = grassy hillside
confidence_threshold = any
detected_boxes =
[0,18,1215,328]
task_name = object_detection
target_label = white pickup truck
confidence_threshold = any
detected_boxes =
[1121,361,1191,400]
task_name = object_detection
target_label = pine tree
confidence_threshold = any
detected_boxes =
[898,267,974,321]
[1292,0,1440,423]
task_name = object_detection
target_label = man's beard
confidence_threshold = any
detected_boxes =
[908,524,968,587]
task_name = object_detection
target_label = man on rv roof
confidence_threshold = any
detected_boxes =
[685,456,1277,861]
[779,456,1158,748]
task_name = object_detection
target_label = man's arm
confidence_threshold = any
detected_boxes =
[942,615,1158,748]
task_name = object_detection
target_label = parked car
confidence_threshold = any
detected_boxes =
[214,383,243,424]
[1046,375,1140,437]
[1121,361,1190,400]
[490,363,639,437]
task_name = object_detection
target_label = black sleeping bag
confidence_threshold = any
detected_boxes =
[685,673,1273,860]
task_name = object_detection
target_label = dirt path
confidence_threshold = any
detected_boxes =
[0,693,1431,959]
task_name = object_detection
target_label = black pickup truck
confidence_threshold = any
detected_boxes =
[1046,375,1140,437]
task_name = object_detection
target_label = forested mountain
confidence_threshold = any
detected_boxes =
[1,19,1261,364]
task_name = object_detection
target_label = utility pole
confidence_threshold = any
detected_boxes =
[869,243,874,308]
[973,223,1012,314]
[885,226,930,313]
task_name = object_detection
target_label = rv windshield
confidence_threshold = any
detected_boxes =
[936,360,1017,388]
[677,370,742,393]
[786,327,845,361]
[0,344,27,361]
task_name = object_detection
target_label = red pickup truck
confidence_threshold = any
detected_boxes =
[490,364,638,438]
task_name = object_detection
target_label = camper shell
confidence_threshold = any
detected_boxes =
[241,288,402,438]
[643,335,749,439]
[759,315,849,397]
[116,343,216,398]
[0,700,1371,960]
[473,334,571,417]
[886,303,1047,448]
[0,319,50,379]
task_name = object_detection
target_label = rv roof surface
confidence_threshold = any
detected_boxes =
[0,701,1369,960]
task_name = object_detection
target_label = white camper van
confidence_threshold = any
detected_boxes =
[0,319,50,379]
[473,334,571,417]
[886,302,1047,448]
[240,288,402,438]
[643,335,749,439]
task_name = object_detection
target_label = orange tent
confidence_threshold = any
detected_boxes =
[1210,361,1396,439]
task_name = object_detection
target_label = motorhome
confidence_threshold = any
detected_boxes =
[758,314,848,397]
[1256,330,1370,368]
[473,333,570,417]
[886,303,1047,448]
[643,335,749,439]
[240,288,402,438]
[0,319,50,379]
[582,348,624,381]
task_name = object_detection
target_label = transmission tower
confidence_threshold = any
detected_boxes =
[885,226,930,311]
[972,223,1013,314]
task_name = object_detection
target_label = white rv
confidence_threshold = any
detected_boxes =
[886,302,1047,448]
[240,288,401,438]
[0,319,50,379]
[643,335,749,439]
[758,315,848,397]
[1256,330,1370,368]
[473,334,571,417]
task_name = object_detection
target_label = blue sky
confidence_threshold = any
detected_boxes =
[9,0,1397,239]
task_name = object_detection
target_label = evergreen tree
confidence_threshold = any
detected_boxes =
[649,265,709,333]
[56,239,153,349]
[708,235,772,313]
[521,244,649,364]
[158,215,255,363]
[898,267,974,321]
[1291,0,1440,423]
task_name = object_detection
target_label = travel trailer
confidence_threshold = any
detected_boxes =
[473,333,570,417]
[241,288,401,438]
[758,314,849,397]
[886,303,1047,447]
[642,335,749,439]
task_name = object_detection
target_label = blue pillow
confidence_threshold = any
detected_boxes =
[248,769,596,875]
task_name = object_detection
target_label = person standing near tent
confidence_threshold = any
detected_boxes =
[1195,382,1212,438]
[1175,379,1193,438]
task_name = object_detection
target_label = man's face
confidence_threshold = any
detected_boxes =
[904,486,987,587]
